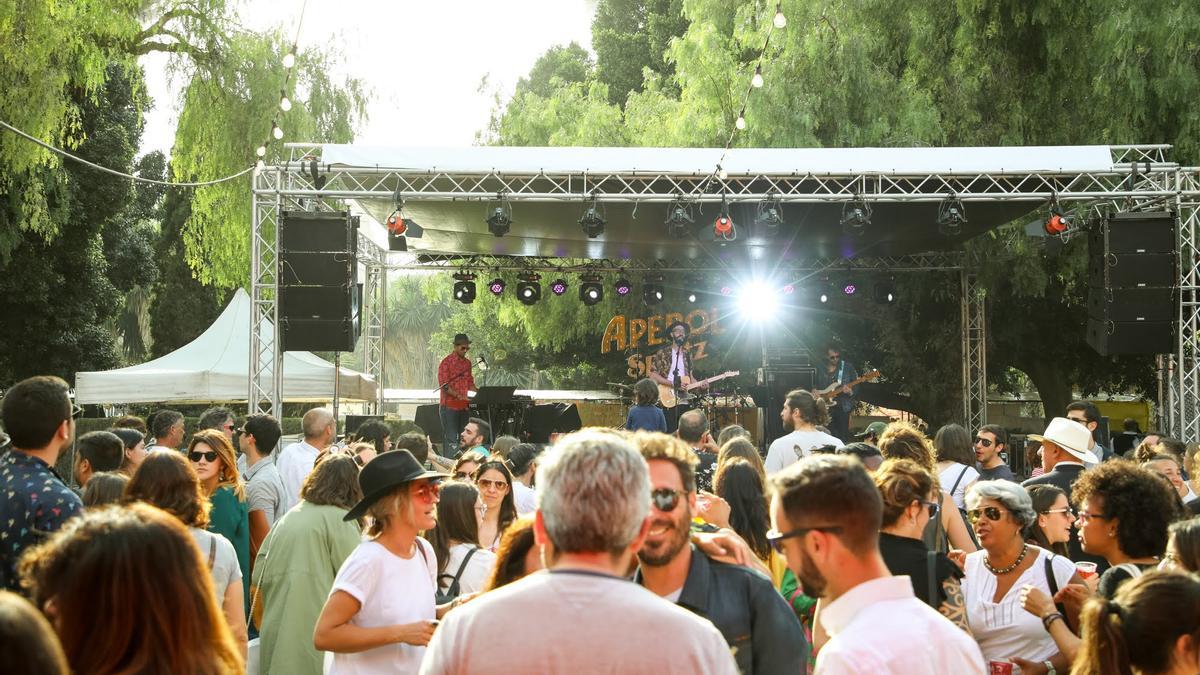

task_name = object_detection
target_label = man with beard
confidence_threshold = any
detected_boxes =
[632,433,805,675]
[769,455,985,674]
[650,320,707,432]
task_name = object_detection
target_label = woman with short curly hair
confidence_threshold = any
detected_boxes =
[879,421,977,554]
[1073,460,1184,598]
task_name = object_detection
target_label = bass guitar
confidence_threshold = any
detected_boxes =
[658,370,740,409]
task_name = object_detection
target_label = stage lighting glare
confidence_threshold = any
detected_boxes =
[687,292,698,303]
[873,280,897,304]
[580,207,606,238]
[579,275,604,306]
[453,273,477,304]
[843,283,857,296]
[738,281,779,320]
[783,284,794,294]
[488,278,505,296]
[819,292,829,304]
[550,279,568,296]
[720,286,733,296]
[642,278,665,306]
[614,278,633,297]
[487,206,512,237]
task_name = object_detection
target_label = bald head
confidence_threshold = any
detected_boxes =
[302,407,336,446]
[677,410,709,445]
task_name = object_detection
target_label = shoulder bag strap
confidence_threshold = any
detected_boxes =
[926,550,938,607]
[1045,553,1069,620]
[949,465,970,496]
[1115,562,1144,579]
[208,535,218,568]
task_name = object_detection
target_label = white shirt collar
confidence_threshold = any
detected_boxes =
[1053,460,1085,468]
[820,575,915,636]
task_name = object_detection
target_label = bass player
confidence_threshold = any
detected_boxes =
[819,342,858,442]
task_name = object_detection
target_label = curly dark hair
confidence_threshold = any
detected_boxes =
[1072,460,1184,559]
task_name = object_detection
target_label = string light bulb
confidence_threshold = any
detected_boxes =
[282,51,296,68]
[735,115,746,130]
[751,65,764,88]
[256,145,267,157]
[279,92,292,112]
[272,123,283,140]
[718,166,729,180]
[773,3,787,29]
[256,159,266,171]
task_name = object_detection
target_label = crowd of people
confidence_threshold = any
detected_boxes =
[1,374,1198,674]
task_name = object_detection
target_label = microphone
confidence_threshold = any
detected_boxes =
[477,355,488,370]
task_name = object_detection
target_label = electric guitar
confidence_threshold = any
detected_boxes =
[658,370,740,409]
[814,369,881,400]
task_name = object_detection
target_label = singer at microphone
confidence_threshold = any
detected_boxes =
[437,333,478,457]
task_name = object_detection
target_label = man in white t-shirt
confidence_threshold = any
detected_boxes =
[419,429,738,675]
[764,389,842,475]
[769,454,985,675]
[146,409,185,453]
[275,407,335,510]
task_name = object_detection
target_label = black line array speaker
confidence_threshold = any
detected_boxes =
[279,210,361,352]
[414,404,443,441]
[1086,211,1177,355]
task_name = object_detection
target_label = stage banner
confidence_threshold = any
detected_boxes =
[600,307,728,379]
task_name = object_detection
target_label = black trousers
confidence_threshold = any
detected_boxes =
[829,405,851,444]
[665,403,693,434]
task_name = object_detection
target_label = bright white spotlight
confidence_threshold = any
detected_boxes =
[738,281,779,320]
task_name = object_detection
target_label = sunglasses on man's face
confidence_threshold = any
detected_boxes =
[967,506,1008,523]
[188,450,219,463]
[766,525,844,554]
[974,437,994,448]
[651,488,684,512]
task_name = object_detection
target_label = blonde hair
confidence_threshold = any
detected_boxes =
[878,421,936,472]
[188,429,245,501]
[366,485,411,537]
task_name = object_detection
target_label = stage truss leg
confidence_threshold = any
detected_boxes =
[362,259,386,414]
[249,169,282,415]
[961,270,987,430]
[1173,170,1200,440]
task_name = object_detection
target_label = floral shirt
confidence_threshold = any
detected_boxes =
[0,451,83,591]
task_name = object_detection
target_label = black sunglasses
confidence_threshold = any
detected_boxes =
[974,436,993,447]
[967,506,1008,523]
[651,488,684,512]
[766,525,844,553]
[188,450,219,463]
[923,500,940,519]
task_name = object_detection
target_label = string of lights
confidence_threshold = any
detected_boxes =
[256,0,309,171]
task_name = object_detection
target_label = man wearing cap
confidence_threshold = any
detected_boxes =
[1022,417,1105,568]
[650,320,706,432]
[855,421,887,447]
[438,333,477,457]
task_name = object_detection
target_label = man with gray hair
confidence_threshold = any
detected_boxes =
[676,409,718,492]
[275,407,336,510]
[419,429,737,675]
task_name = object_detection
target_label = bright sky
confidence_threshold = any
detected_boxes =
[139,0,598,156]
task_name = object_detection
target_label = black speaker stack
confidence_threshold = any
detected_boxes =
[1086,211,1177,355]
[279,210,362,352]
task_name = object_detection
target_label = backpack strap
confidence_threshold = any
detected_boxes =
[949,465,971,496]
[1114,562,1145,579]
[439,547,479,598]
[926,550,939,607]
[207,535,218,569]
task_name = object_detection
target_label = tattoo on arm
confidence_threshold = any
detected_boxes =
[939,577,972,635]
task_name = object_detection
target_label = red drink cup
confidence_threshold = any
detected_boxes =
[989,661,1014,675]
[1075,561,1098,579]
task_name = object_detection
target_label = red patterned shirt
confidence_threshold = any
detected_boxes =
[438,353,475,410]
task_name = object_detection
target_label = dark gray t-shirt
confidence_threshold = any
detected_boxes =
[979,463,1017,482]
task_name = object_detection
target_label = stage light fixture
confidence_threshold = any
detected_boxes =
[579,201,606,238]
[842,282,858,296]
[550,278,568,296]
[937,197,967,237]
[755,196,784,229]
[873,279,897,304]
[714,212,735,241]
[819,290,830,304]
[642,276,665,306]
[686,291,698,303]
[840,198,872,235]
[579,274,604,306]
[486,205,512,237]
[666,201,694,238]
[614,277,633,297]
[516,273,541,306]
[488,278,506,296]
[453,273,477,304]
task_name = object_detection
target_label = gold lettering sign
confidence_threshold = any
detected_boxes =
[601,308,724,354]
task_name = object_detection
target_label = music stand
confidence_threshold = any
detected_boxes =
[471,386,518,438]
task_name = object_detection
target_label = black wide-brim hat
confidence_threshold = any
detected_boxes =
[343,449,450,521]
[667,320,690,335]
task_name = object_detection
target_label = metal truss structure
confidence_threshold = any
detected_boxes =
[251,144,1198,431]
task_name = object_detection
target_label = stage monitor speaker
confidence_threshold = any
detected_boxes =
[1086,317,1174,356]
[414,404,442,441]
[345,415,382,437]
[280,210,358,253]
[523,403,582,443]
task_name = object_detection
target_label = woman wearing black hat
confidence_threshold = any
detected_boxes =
[314,449,457,673]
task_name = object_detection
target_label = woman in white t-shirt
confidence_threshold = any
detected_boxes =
[935,424,981,510]
[429,481,498,597]
[959,481,1085,673]
[314,450,465,674]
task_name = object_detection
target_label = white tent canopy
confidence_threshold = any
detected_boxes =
[76,289,377,404]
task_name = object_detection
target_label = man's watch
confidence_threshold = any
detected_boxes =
[1043,660,1056,675]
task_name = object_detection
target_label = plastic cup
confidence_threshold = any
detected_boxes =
[1075,561,1098,579]
[989,661,1014,675]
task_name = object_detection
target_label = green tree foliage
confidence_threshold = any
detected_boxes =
[592,0,689,105]
[514,43,593,98]
[481,0,1200,423]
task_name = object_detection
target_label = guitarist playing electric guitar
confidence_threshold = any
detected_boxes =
[650,320,705,432]
[819,342,858,443]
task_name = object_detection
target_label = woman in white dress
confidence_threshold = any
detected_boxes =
[314,450,465,674]
[959,480,1085,674]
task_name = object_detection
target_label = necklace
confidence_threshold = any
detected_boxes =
[984,543,1029,575]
